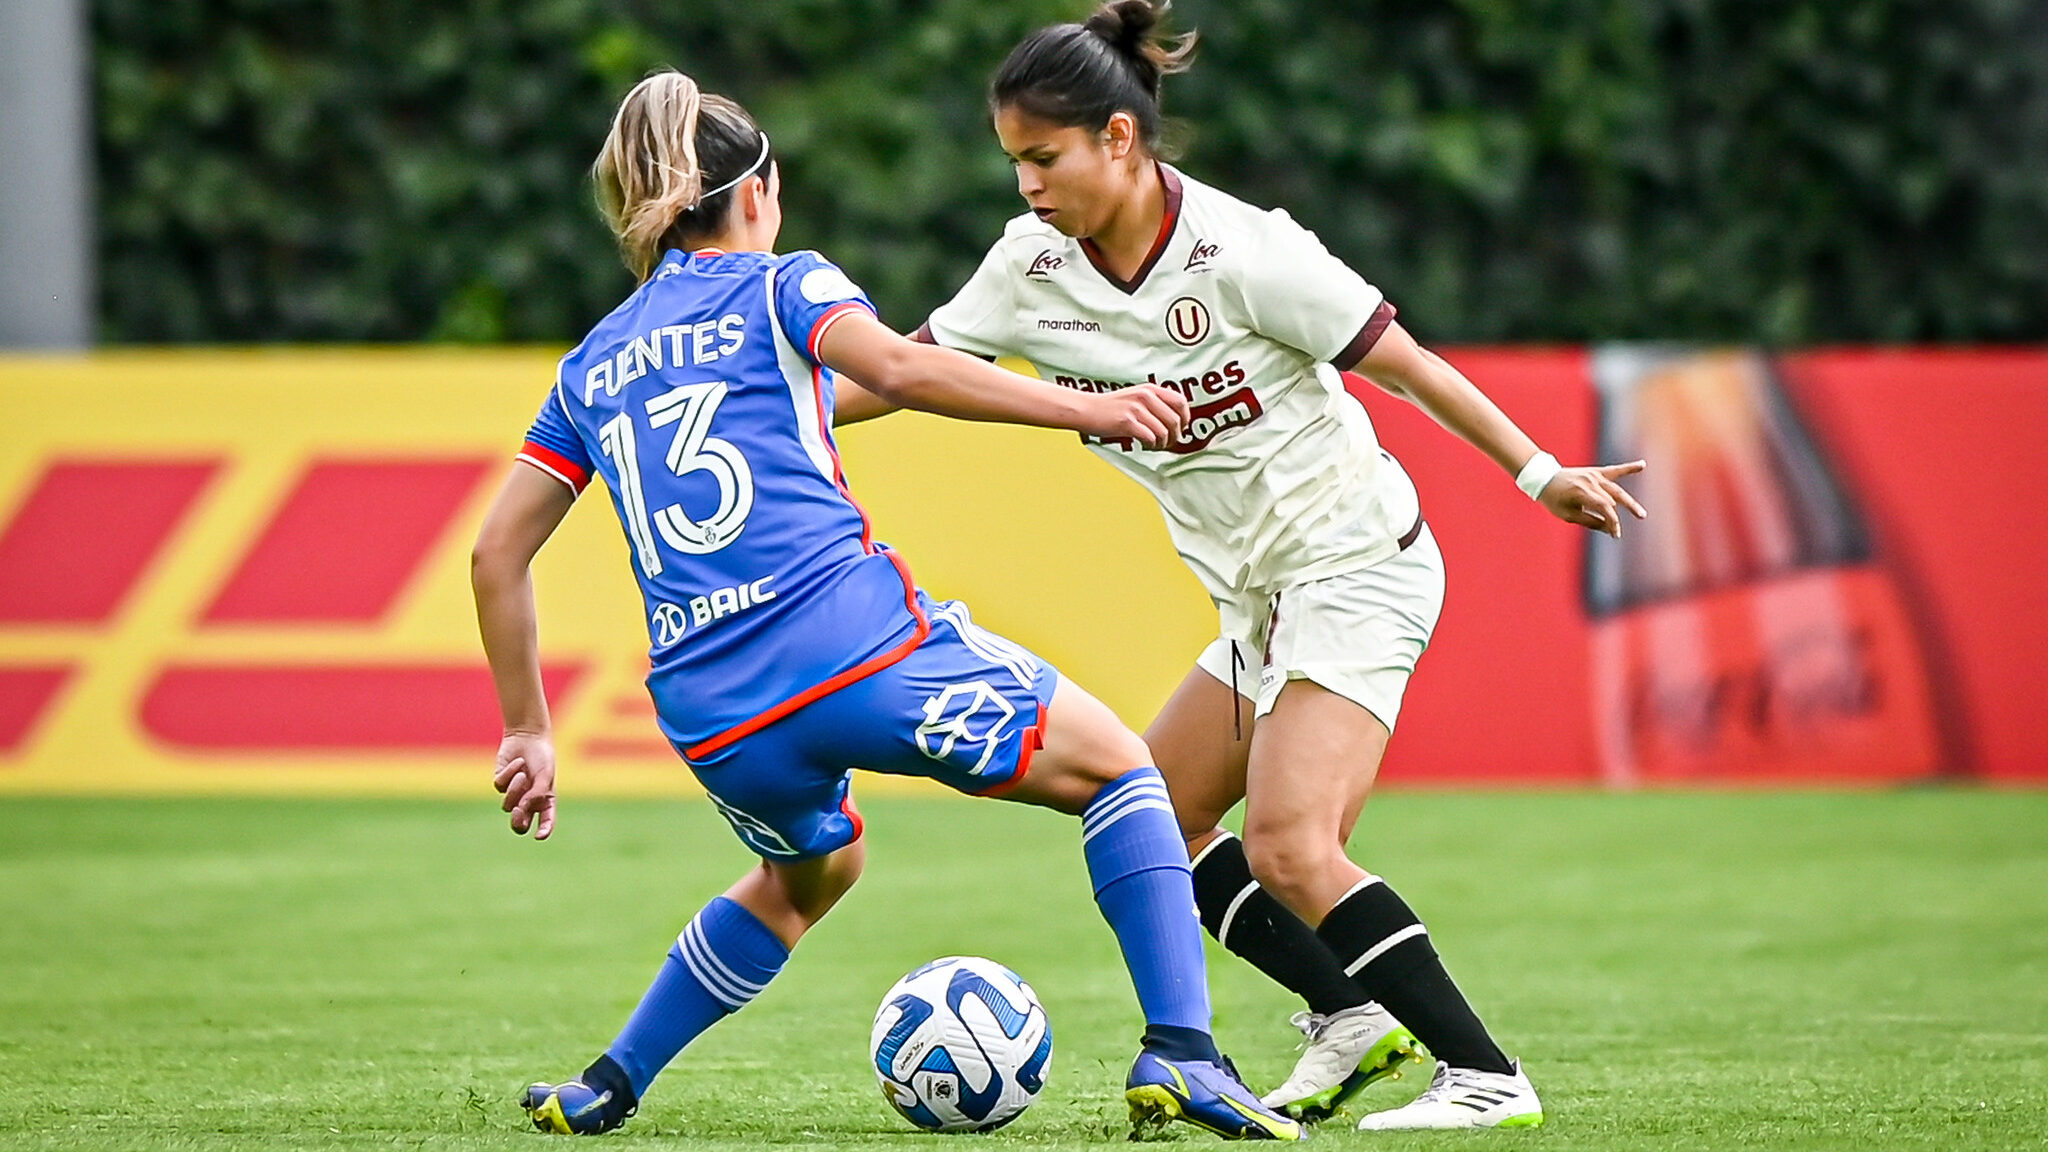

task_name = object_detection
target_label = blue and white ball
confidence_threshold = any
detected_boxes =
[870,956,1053,1132]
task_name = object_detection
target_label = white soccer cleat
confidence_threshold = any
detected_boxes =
[1259,1003,1423,1121]
[1354,1059,1543,1130]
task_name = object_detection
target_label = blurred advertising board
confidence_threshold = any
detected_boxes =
[0,350,1199,796]
[1,348,2043,793]
[1370,347,2048,785]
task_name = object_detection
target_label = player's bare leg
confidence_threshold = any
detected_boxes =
[1146,665,1252,849]
[1239,680,1386,920]
[725,840,866,947]
[1244,679,1540,1130]
[997,676,1155,813]
[1148,665,1418,1120]
[999,677,1300,1140]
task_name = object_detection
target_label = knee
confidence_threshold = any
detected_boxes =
[1031,730,1155,814]
[1183,821,1229,855]
[1073,727,1154,790]
[1240,829,1336,912]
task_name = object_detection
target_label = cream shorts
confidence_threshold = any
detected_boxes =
[1195,526,1445,732]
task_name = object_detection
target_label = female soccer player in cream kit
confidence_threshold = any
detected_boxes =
[859,0,1647,1132]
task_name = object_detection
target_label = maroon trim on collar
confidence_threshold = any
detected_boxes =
[1078,164,1184,295]
[1336,300,1399,369]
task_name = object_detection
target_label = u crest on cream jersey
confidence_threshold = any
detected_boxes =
[925,164,1420,597]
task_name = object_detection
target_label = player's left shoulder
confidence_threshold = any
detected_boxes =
[1168,178,1273,276]
[775,250,869,306]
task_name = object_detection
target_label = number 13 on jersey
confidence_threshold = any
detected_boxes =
[599,380,755,576]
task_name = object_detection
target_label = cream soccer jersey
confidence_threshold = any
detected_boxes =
[923,164,1421,604]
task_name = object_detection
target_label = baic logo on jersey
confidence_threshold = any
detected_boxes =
[1025,250,1065,279]
[1165,297,1211,346]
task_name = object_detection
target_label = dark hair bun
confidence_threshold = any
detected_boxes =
[1080,0,1195,94]
[1084,0,1161,58]
[990,0,1194,154]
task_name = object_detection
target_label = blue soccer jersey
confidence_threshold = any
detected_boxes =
[517,248,928,758]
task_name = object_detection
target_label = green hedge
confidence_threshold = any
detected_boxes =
[96,0,2048,344]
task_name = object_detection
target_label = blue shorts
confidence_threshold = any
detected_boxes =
[667,596,1059,861]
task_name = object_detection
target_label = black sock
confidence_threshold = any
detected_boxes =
[580,1053,640,1117]
[1191,832,1367,1017]
[1141,1023,1222,1064]
[1315,877,1514,1075]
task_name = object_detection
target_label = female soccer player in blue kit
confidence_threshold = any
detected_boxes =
[469,72,1301,1140]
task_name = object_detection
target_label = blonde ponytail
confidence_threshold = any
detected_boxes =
[594,71,708,281]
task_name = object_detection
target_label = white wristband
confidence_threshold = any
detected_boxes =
[1515,451,1561,500]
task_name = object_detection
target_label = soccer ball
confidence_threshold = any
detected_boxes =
[869,956,1053,1132]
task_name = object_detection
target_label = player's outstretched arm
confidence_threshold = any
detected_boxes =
[831,374,900,427]
[1353,321,1648,537]
[471,464,576,840]
[817,310,1190,448]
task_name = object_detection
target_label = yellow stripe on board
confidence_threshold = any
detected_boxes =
[0,351,1209,796]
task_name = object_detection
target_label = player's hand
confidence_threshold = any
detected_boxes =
[1539,460,1648,537]
[1081,384,1191,449]
[493,731,558,841]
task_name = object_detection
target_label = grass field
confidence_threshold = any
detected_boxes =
[2,789,2044,1151]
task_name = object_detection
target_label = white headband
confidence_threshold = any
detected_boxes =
[693,133,771,207]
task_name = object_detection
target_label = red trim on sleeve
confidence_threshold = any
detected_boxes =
[806,300,873,360]
[515,441,590,493]
[1336,300,1398,370]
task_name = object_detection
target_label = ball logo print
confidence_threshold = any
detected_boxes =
[870,957,1052,1132]
[1165,296,1211,346]
[914,681,1016,774]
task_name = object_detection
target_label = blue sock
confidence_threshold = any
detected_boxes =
[605,896,789,1096]
[1082,766,1220,1063]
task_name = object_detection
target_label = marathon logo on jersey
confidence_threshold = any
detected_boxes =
[580,314,748,404]
[1037,317,1103,333]
[1183,239,1221,272]
[1026,249,1065,279]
